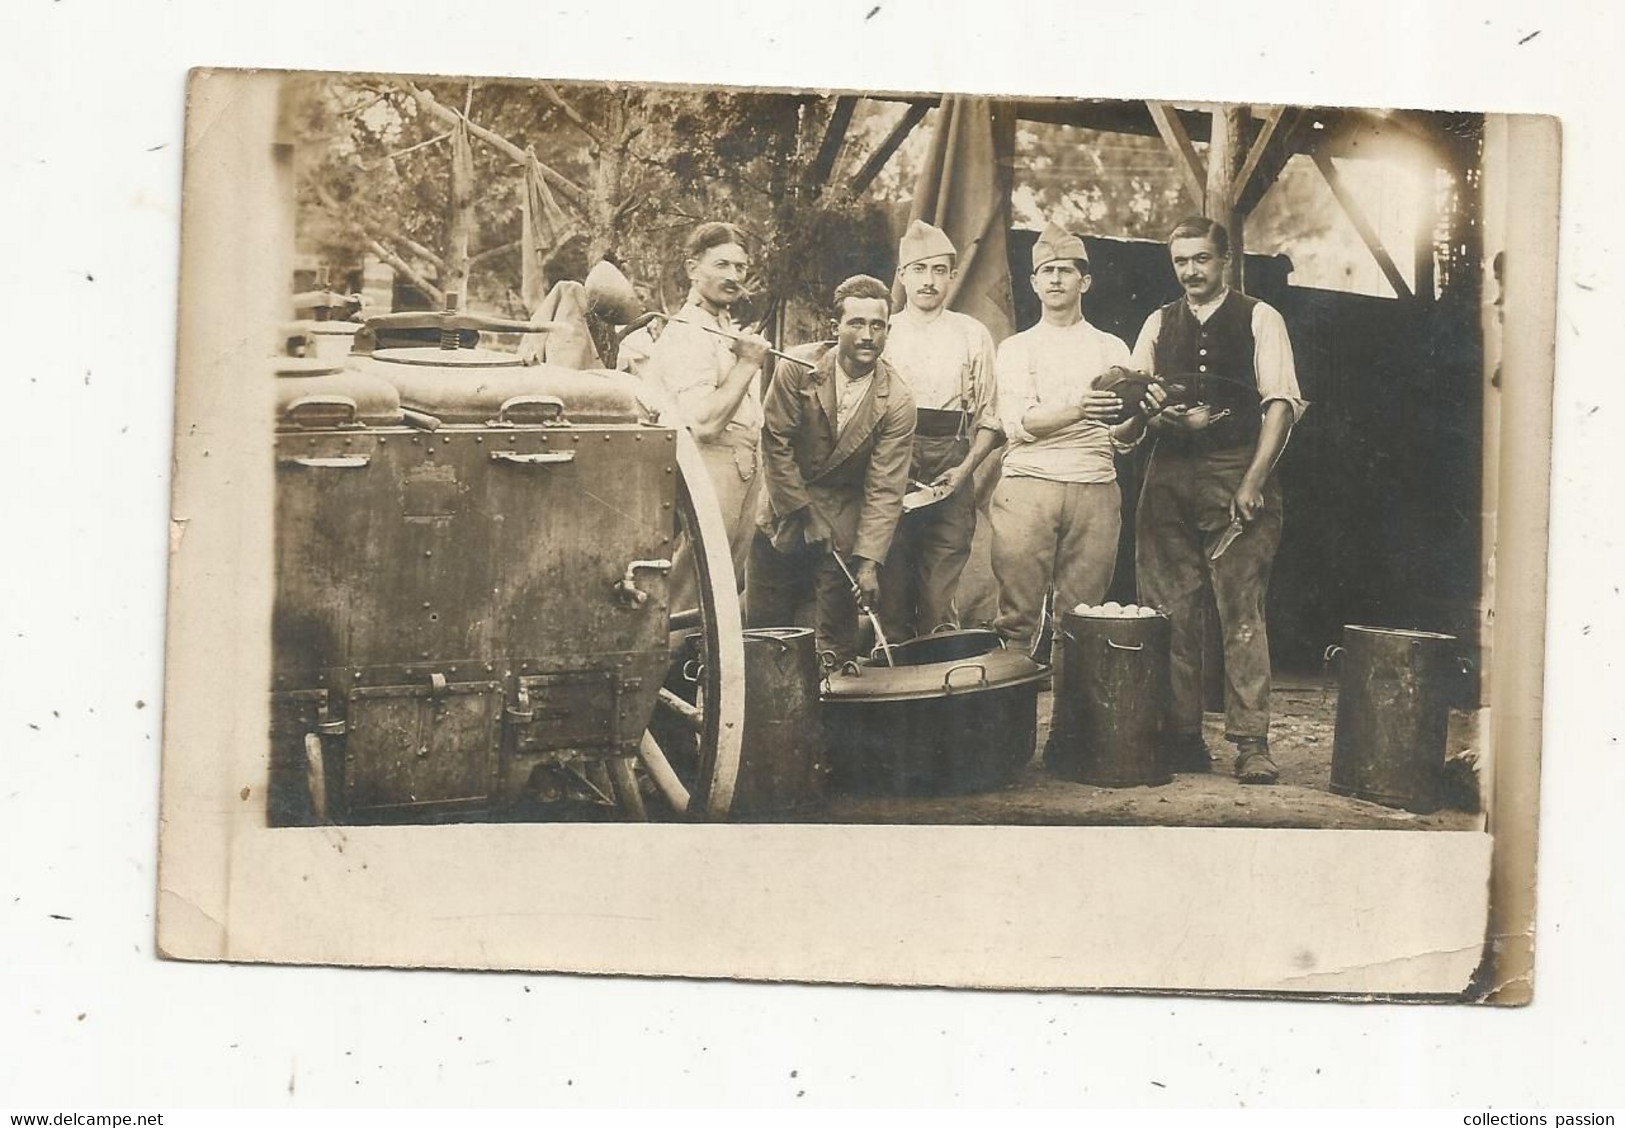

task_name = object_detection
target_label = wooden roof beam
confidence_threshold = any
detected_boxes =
[1238,110,1317,216]
[1312,150,1414,301]
[1235,106,1293,206]
[846,100,933,197]
[806,94,859,196]
[1147,101,1207,212]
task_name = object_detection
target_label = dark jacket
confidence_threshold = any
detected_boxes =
[756,342,916,563]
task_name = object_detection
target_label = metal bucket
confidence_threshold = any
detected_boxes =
[1329,625,1466,813]
[735,627,826,816]
[1054,609,1172,787]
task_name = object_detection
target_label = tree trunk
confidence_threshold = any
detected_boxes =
[585,93,633,264]
[445,120,475,308]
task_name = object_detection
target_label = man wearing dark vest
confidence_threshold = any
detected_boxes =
[1130,217,1307,783]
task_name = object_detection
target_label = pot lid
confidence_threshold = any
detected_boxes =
[368,362,648,424]
[822,647,1046,703]
[371,346,524,369]
[284,318,361,336]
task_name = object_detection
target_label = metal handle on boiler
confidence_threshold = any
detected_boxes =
[494,394,566,426]
[942,663,989,692]
[280,455,371,469]
[284,394,361,430]
[489,450,577,466]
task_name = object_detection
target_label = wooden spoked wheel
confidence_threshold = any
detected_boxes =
[637,428,745,820]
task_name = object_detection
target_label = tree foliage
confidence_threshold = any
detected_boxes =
[292,75,896,324]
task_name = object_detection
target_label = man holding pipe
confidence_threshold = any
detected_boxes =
[878,220,1004,641]
[1130,217,1307,784]
[631,221,774,612]
[747,275,916,662]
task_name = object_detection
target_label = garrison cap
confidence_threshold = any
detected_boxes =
[1032,222,1089,272]
[897,220,957,269]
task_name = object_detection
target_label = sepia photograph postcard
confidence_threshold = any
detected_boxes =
[156,65,1558,1000]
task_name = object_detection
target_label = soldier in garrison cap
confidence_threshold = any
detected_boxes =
[991,222,1157,746]
[1129,217,1308,784]
[878,219,1004,641]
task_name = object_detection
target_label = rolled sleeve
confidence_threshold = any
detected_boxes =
[1129,309,1161,375]
[1252,303,1308,423]
[1103,330,1144,453]
[995,337,1040,444]
[967,321,1004,436]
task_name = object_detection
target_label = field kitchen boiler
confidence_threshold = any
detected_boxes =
[268,302,746,826]
[820,628,1047,796]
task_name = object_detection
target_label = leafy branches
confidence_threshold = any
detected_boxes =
[294,76,896,321]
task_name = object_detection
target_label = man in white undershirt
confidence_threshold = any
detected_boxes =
[991,223,1145,657]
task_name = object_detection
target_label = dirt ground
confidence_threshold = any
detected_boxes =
[784,673,1484,831]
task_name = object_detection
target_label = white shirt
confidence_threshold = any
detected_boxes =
[1129,289,1308,422]
[884,307,1000,431]
[631,296,763,440]
[996,317,1132,484]
[833,362,875,435]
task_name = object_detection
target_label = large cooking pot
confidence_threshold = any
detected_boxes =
[822,632,1045,796]
[1328,625,1471,813]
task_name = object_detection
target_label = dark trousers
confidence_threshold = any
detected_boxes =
[1135,443,1282,740]
[877,432,975,642]
[745,531,862,662]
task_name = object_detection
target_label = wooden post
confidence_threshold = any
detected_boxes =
[1196,104,1248,704]
[1205,104,1247,290]
[1415,167,1438,303]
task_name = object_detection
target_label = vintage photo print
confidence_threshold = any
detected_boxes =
[158,68,1558,999]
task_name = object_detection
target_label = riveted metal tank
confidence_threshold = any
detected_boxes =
[269,311,677,825]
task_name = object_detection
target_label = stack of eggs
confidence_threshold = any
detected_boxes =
[1072,601,1160,618]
